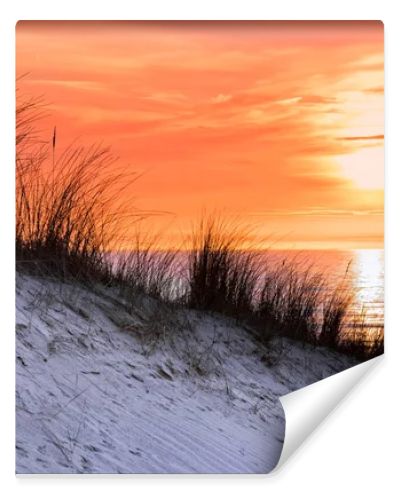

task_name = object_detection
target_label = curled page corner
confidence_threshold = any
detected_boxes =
[275,355,383,471]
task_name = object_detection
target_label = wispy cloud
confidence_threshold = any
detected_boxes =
[28,78,106,92]
[251,208,384,217]
[363,86,384,94]
[339,134,384,141]
[210,93,232,104]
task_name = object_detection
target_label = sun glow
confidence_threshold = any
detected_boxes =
[337,146,384,190]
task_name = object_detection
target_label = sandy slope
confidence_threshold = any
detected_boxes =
[15,273,356,473]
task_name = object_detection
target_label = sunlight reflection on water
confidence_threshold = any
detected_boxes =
[263,249,384,328]
[351,249,384,323]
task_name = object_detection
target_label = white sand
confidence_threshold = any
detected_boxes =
[16,273,356,473]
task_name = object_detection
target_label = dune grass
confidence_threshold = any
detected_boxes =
[186,215,260,318]
[335,307,384,360]
[319,275,353,349]
[16,93,138,282]
[111,230,180,302]
[257,260,324,343]
[257,258,383,359]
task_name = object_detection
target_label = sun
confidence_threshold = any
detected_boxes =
[337,146,384,190]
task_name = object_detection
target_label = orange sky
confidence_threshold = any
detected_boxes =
[16,21,384,250]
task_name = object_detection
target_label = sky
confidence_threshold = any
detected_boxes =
[16,21,384,250]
